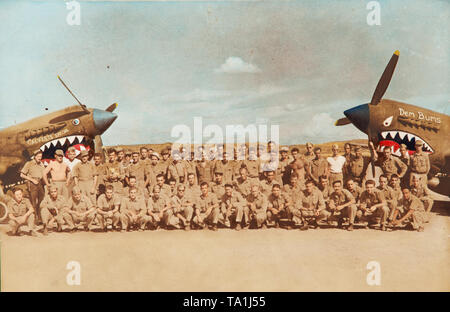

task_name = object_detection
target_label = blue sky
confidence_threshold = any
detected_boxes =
[0,0,448,145]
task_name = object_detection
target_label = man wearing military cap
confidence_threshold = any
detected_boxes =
[346,146,369,186]
[374,145,407,182]
[409,140,430,188]
[20,149,45,223]
[72,150,98,204]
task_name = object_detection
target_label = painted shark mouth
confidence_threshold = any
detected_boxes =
[377,130,434,156]
[39,135,93,165]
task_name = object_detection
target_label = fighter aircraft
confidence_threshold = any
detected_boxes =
[0,76,118,191]
[335,51,450,197]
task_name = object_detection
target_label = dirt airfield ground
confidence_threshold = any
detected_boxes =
[0,203,448,292]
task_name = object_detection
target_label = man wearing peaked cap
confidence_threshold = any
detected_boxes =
[409,140,430,187]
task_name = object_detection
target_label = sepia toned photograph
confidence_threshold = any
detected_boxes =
[0,0,448,295]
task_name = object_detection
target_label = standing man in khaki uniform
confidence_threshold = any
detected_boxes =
[328,180,357,231]
[72,150,98,204]
[65,186,96,232]
[196,152,214,184]
[358,180,390,231]
[219,184,248,230]
[20,149,45,224]
[93,152,107,197]
[346,146,369,186]
[409,140,430,187]
[167,152,187,184]
[399,144,411,187]
[266,184,292,228]
[96,185,121,231]
[213,152,234,184]
[246,185,268,229]
[7,188,38,236]
[119,187,147,232]
[390,188,426,232]
[342,143,353,183]
[304,143,315,163]
[297,180,328,230]
[278,146,291,185]
[40,184,71,235]
[233,167,253,199]
[374,147,407,181]
[127,151,150,195]
[105,148,125,195]
[306,147,329,185]
[43,149,71,200]
[243,147,261,180]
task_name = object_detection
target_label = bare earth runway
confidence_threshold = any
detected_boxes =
[1,208,449,292]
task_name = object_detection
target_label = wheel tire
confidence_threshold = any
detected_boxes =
[0,201,8,222]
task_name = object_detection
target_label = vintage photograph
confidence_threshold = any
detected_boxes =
[0,0,448,293]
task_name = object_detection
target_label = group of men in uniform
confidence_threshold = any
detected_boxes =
[4,139,433,236]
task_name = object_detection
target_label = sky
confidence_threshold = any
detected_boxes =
[0,0,448,146]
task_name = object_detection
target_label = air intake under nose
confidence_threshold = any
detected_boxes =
[344,104,370,134]
[93,109,118,135]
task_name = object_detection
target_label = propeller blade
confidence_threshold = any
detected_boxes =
[105,103,118,112]
[368,127,376,177]
[334,117,352,126]
[370,50,399,106]
[57,75,89,112]
[94,135,104,154]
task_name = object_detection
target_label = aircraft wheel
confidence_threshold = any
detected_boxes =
[0,201,8,222]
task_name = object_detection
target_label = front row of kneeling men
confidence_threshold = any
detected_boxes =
[7,173,430,236]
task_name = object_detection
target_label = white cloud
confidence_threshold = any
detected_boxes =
[215,57,261,74]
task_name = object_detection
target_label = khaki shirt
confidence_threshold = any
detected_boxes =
[318,184,333,204]
[153,162,169,178]
[220,192,246,210]
[329,189,355,206]
[346,185,363,203]
[94,163,108,186]
[283,183,304,202]
[348,156,366,179]
[359,190,385,209]
[411,185,432,199]
[40,195,68,212]
[378,156,407,178]
[168,162,186,183]
[260,179,278,197]
[307,158,328,182]
[195,193,219,213]
[105,161,125,182]
[398,194,425,212]
[243,159,261,178]
[410,152,430,174]
[233,177,253,198]
[147,195,169,213]
[196,161,214,183]
[72,162,97,181]
[246,193,268,212]
[21,160,45,180]
[67,195,93,213]
[127,161,148,183]
[8,198,33,217]
[171,194,194,213]
[185,184,201,202]
[120,196,146,215]
[97,194,121,212]
[267,193,291,210]
[210,181,225,199]
[301,189,325,211]
[213,161,234,184]
[377,185,397,203]
[151,184,172,198]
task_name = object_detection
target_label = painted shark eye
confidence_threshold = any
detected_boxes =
[383,116,393,127]
[72,119,80,126]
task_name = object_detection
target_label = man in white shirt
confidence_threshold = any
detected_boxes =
[327,144,346,186]
[63,146,82,197]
